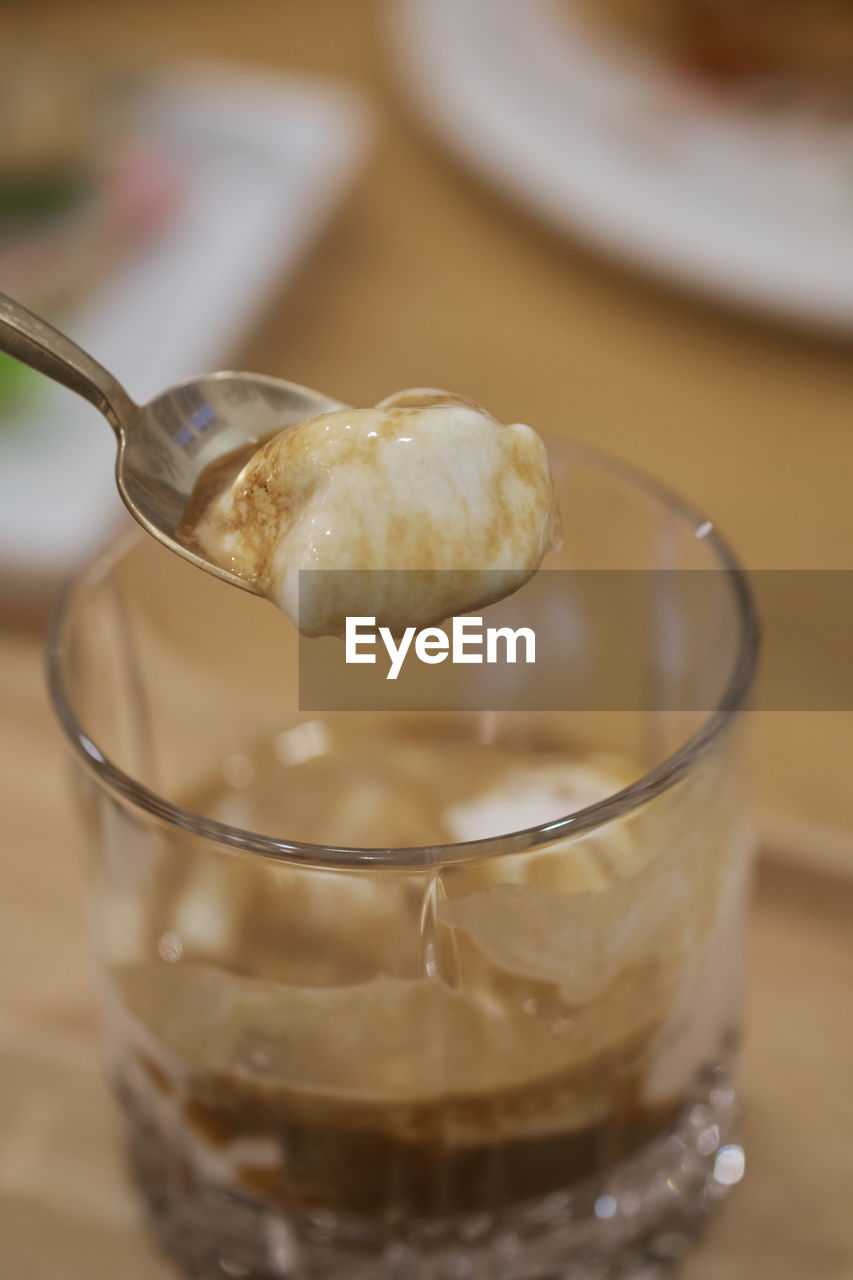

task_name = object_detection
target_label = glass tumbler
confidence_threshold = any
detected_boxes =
[47,438,758,1280]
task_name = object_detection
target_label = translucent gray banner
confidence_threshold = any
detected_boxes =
[296,569,851,712]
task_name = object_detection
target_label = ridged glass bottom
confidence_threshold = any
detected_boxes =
[125,1064,742,1280]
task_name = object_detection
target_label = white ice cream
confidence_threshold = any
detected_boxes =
[187,389,560,637]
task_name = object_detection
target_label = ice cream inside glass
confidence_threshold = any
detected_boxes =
[48,405,758,1280]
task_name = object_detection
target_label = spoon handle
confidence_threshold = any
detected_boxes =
[0,292,137,435]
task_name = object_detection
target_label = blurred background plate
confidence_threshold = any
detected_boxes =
[391,0,853,334]
[0,63,370,607]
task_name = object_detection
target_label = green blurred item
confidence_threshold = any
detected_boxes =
[0,351,38,425]
[0,171,90,228]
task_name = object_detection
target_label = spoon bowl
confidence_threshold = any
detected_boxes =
[0,293,345,594]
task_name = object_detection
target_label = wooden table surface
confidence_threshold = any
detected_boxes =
[2,2,852,1277]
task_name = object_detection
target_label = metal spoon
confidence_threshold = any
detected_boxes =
[0,292,345,594]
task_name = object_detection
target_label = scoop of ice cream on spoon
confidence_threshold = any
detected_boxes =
[180,388,561,637]
[0,295,559,633]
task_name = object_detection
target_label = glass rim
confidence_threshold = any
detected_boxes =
[46,438,759,869]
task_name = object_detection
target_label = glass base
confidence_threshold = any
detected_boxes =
[124,1064,742,1280]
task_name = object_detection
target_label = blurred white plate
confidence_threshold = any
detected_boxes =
[0,63,370,600]
[391,0,853,333]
